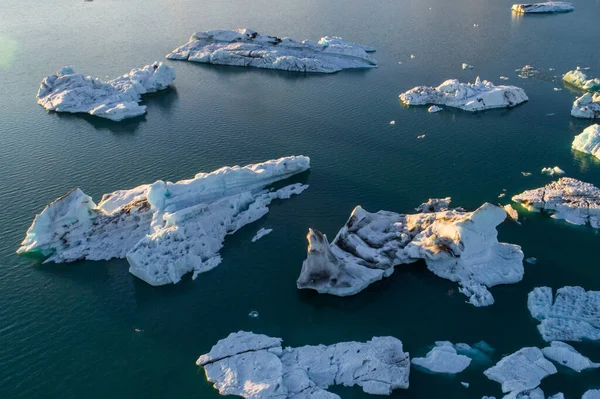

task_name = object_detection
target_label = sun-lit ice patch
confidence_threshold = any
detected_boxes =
[572,124,600,160]
[563,70,600,92]
[541,166,565,176]
[572,92,600,119]
[511,2,574,13]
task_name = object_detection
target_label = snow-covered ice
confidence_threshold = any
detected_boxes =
[572,93,600,119]
[167,29,377,73]
[296,199,524,307]
[428,105,443,113]
[17,156,310,285]
[541,341,599,372]
[511,2,574,13]
[563,70,600,92]
[251,228,273,242]
[583,391,600,399]
[411,341,471,373]
[196,331,410,398]
[484,347,557,395]
[541,167,565,176]
[528,286,600,342]
[37,63,175,121]
[572,125,600,160]
[512,178,600,227]
[399,77,528,112]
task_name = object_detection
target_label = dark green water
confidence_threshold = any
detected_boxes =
[1,0,599,397]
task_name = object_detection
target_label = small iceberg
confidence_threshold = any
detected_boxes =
[541,166,565,176]
[541,341,599,372]
[428,105,443,113]
[512,178,600,228]
[503,204,519,223]
[563,70,600,92]
[17,156,310,286]
[251,228,273,242]
[296,199,524,307]
[462,63,474,70]
[528,286,600,342]
[584,391,600,399]
[37,63,175,121]
[511,2,574,13]
[572,93,600,119]
[572,124,600,159]
[399,77,528,112]
[196,331,410,398]
[412,341,471,374]
[167,29,376,73]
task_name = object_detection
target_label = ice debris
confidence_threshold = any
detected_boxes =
[525,257,537,265]
[428,105,443,113]
[503,204,519,223]
[572,125,600,160]
[563,70,600,92]
[511,2,574,14]
[463,63,474,70]
[541,341,599,372]
[522,172,532,177]
[251,228,273,242]
[248,311,259,319]
[411,341,472,374]
[572,93,600,119]
[541,167,565,176]
[17,156,310,285]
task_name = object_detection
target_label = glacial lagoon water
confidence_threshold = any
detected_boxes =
[1,0,600,397]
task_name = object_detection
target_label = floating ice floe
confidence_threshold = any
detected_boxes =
[541,341,599,372]
[17,156,310,285]
[583,390,600,399]
[390,120,396,125]
[503,204,519,223]
[196,331,410,398]
[428,105,443,113]
[37,63,175,121]
[563,70,600,92]
[411,341,472,374]
[541,167,565,176]
[296,199,524,307]
[251,228,273,242]
[166,29,376,73]
[522,172,532,177]
[572,125,600,160]
[572,93,600,119]
[528,286,600,342]
[399,77,528,112]
[512,178,600,227]
[484,347,557,396]
[417,134,426,139]
[500,76,510,81]
[248,310,259,319]
[511,2,575,13]
[525,257,537,265]
[463,63,474,70]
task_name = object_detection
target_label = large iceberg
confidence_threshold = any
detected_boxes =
[483,347,557,395]
[563,70,600,92]
[512,178,600,227]
[17,156,310,285]
[411,341,472,374]
[583,391,600,399]
[511,2,574,13]
[572,93,600,119]
[528,286,600,342]
[399,77,528,112]
[541,341,599,372]
[196,331,410,398]
[37,62,175,121]
[166,29,377,73]
[296,199,524,307]
[572,124,600,160]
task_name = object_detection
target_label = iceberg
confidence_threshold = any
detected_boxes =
[251,228,273,242]
[583,391,600,399]
[512,178,600,227]
[563,70,600,92]
[17,156,310,285]
[572,93,600,119]
[196,331,410,398]
[399,77,528,112]
[483,347,557,395]
[462,63,474,70]
[166,29,377,74]
[528,286,600,342]
[541,341,599,372]
[428,105,443,113]
[296,199,524,307]
[511,2,574,13]
[411,341,471,374]
[541,167,565,176]
[572,124,600,159]
[37,62,175,121]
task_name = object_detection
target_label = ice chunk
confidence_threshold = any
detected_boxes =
[525,257,537,265]
[462,382,470,388]
[541,341,599,372]
[563,70,600,92]
[522,172,532,177]
[483,347,557,394]
[37,62,175,121]
[400,78,528,112]
[503,204,519,223]
[251,228,273,242]
[541,167,565,176]
[197,331,410,398]
[296,200,524,306]
[17,156,310,285]
[248,310,259,319]
[583,390,600,399]
[428,105,443,113]
[411,341,472,373]
[572,124,600,160]
[463,63,474,70]
[512,178,600,228]
[527,286,600,342]
[167,29,376,74]
[511,2,574,13]
[572,93,600,119]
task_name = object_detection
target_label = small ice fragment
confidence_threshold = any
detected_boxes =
[398,61,403,64]
[410,54,416,59]
[251,228,273,242]
[554,88,562,91]
[500,76,509,80]
[461,382,469,388]
[134,328,143,333]
[549,68,555,71]
[390,120,396,125]
[521,172,532,176]
[428,105,443,113]
[473,23,479,27]
[541,166,565,176]
[417,134,426,139]
[462,63,474,70]
[248,310,259,318]
[525,257,537,264]
[546,113,555,116]
[503,204,519,223]
[498,193,506,198]
[429,6,432,10]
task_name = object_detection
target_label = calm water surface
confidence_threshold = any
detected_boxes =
[1,0,599,397]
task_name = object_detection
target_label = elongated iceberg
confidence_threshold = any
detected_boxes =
[511,2,574,13]
[572,124,600,159]
[196,331,410,398]
[399,77,528,112]
[528,286,600,342]
[541,341,599,372]
[411,341,471,374]
[296,199,524,307]
[167,29,377,73]
[512,178,600,227]
[37,62,175,121]
[572,93,600,119]
[17,156,310,285]
[563,70,600,92]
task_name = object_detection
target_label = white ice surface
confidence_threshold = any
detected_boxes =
[411,341,472,373]
[511,2,574,13]
[541,341,599,372]
[583,390,600,399]
[251,228,273,242]
[563,70,600,92]
[572,93,600,119]
[572,125,600,160]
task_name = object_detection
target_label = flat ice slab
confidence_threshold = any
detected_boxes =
[541,341,599,372]
[399,77,528,112]
[197,331,410,398]
[512,178,600,228]
[37,62,175,121]
[572,93,600,119]
[251,228,273,242]
[572,124,600,160]
[411,341,472,373]
[167,28,377,73]
[563,70,600,92]
[528,286,600,342]
[511,2,574,13]
[483,347,557,395]
[17,156,310,285]
[296,199,524,307]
